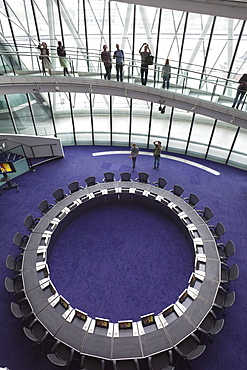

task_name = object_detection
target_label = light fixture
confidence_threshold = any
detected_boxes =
[55,84,59,92]
[33,83,40,92]
[159,105,166,114]
[123,89,128,97]
[230,116,235,124]
[191,105,196,112]
[89,85,93,93]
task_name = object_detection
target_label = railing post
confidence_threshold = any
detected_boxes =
[211,78,218,101]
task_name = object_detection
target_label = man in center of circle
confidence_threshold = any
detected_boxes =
[153,140,162,169]
[130,143,139,171]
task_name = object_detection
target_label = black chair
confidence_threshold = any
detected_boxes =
[220,263,239,287]
[5,276,24,295]
[209,222,226,239]
[184,193,199,208]
[113,359,140,370]
[47,340,74,368]
[213,289,236,314]
[217,240,236,261]
[68,181,83,194]
[102,172,115,182]
[197,310,224,343]
[148,350,174,369]
[38,199,53,215]
[119,172,132,181]
[170,185,184,197]
[23,318,49,351]
[174,333,206,369]
[10,299,33,320]
[52,188,68,202]
[135,172,149,183]
[13,231,29,251]
[23,214,40,231]
[153,177,167,189]
[80,355,105,370]
[5,254,22,273]
[197,206,214,223]
[85,176,98,187]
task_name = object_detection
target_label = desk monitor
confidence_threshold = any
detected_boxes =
[75,309,87,321]
[37,264,50,280]
[95,317,109,328]
[162,304,178,324]
[0,161,16,174]
[59,296,70,310]
[118,320,133,330]
[189,273,202,291]
[141,313,155,327]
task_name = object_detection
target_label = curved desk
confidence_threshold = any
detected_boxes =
[21,181,221,360]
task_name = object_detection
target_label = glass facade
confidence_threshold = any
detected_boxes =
[0,0,247,169]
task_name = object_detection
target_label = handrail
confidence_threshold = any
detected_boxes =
[0,46,245,110]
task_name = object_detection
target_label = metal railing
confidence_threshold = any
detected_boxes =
[0,45,246,110]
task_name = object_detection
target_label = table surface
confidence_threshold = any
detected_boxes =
[22,181,220,360]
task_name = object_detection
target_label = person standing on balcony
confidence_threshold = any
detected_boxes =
[139,43,151,85]
[57,41,70,76]
[232,73,247,109]
[113,44,124,82]
[162,59,171,89]
[101,45,112,80]
[38,42,52,76]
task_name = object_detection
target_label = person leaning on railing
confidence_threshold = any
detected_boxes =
[232,73,247,109]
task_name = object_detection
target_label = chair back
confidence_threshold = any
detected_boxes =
[203,206,214,222]
[224,291,235,308]
[188,193,199,207]
[224,240,236,258]
[68,181,79,193]
[38,199,50,215]
[138,172,149,183]
[113,359,140,370]
[6,254,16,270]
[54,341,74,363]
[5,277,15,293]
[148,351,170,369]
[104,172,115,182]
[10,302,23,318]
[82,356,105,370]
[157,177,167,189]
[24,215,35,230]
[52,188,65,202]
[173,185,184,197]
[85,176,96,187]
[215,222,226,237]
[228,263,239,282]
[13,232,28,250]
[120,172,131,181]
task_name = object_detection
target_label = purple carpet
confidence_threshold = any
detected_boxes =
[0,145,246,370]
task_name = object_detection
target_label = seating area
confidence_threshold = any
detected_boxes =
[4,171,239,370]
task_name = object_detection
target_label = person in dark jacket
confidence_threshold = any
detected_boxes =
[153,141,162,169]
[57,41,70,76]
[232,73,247,109]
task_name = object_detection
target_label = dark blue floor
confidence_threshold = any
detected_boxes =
[0,145,246,370]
